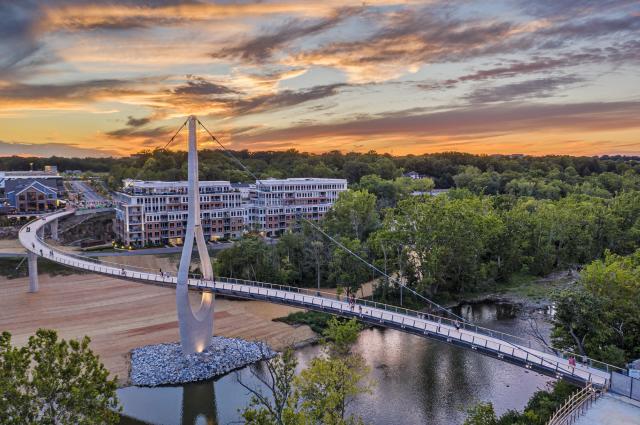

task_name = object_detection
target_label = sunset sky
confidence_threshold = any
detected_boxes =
[0,0,639,157]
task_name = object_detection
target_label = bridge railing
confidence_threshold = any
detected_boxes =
[22,210,627,381]
[205,277,610,386]
[546,383,601,425]
[206,275,627,378]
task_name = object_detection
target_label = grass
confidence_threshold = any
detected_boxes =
[274,310,333,334]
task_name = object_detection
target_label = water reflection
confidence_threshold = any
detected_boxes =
[119,302,554,425]
[182,381,217,425]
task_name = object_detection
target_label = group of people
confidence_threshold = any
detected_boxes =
[346,293,364,315]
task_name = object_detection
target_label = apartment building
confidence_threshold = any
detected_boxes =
[249,178,348,236]
[114,179,245,246]
[114,177,347,246]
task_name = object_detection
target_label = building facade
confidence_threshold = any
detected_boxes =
[114,179,245,246]
[114,177,347,246]
[1,171,63,214]
[6,181,58,214]
[249,178,348,235]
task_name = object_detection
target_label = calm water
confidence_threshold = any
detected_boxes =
[118,302,554,425]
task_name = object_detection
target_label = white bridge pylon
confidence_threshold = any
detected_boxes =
[176,115,215,354]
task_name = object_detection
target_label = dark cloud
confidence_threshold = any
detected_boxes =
[233,83,347,114]
[0,140,118,157]
[126,116,152,127]
[465,75,583,103]
[106,126,169,139]
[172,75,237,96]
[519,0,638,18]
[539,14,640,40]
[0,1,46,79]
[212,7,363,63]
[234,101,640,143]
[0,79,136,100]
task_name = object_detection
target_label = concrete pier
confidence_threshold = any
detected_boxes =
[49,219,59,241]
[27,251,39,293]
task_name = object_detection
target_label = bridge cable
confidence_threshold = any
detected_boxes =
[195,119,467,323]
[162,118,189,151]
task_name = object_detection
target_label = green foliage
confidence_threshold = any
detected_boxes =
[552,249,640,365]
[464,402,496,425]
[241,348,304,425]
[324,190,379,241]
[465,381,577,425]
[354,174,434,209]
[0,329,120,425]
[322,318,362,357]
[294,355,370,425]
[328,237,371,294]
[382,191,505,296]
[274,311,333,334]
[240,319,371,425]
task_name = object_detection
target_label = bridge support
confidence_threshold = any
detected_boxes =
[177,115,215,354]
[27,251,39,293]
[49,219,59,241]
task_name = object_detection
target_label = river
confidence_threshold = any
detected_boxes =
[118,302,554,425]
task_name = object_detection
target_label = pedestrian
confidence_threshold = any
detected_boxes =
[358,304,362,315]
[454,320,460,331]
[121,268,126,276]
[159,268,162,276]
[569,356,576,370]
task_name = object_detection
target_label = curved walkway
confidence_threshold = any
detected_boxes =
[20,209,614,388]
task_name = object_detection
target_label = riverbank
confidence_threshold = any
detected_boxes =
[0,272,315,386]
[443,270,579,311]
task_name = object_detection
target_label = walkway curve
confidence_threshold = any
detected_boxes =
[20,209,615,388]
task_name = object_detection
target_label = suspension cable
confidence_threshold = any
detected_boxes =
[196,118,466,322]
[162,118,189,151]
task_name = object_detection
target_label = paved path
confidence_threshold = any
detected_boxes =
[574,394,640,425]
[20,209,613,389]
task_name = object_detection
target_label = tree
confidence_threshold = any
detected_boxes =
[239,348,304,425]
[240,320,371,425]
[0,329,120,424]
[328,238,371,296]
[552,249,640,365]
[464,381,577,425]
[322,317,361,357]
[324,190,379,241]
[294,355,369,425]
[463,402,496,425]
[307,240,326,291]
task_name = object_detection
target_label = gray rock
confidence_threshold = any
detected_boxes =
[129,337,275,386]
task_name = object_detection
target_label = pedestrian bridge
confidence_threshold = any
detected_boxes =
[19,208,622,390]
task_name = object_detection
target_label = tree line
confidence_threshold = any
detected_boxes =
[2,150,638,196]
